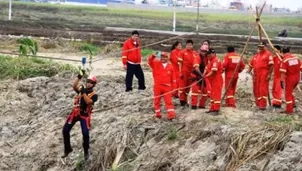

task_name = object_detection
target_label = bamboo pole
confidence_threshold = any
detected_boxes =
[221,24,257,102]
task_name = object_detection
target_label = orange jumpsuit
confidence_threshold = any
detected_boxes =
[222,52,245,107]
[148,55,176,119]
[178,49,197,104]
[191,54,209,108]
[279,53,301,114]
[249,54,258,102]
[170,48,181,97]
[249,50,273,109]
[272,55,283,106]
[205,56,223,111]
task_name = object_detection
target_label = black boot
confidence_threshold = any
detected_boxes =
[61,148,73,158]
[84,150,89,161]
[180,101,187,106]
[191,106,197,110]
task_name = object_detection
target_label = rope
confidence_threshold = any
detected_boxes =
[93,78,203,113]
[91,33,195,63]
[0,51,83,62]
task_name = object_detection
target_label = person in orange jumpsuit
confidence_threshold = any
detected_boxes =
[190,44,209,109]
[247,42,274,110]
[279,47,301,114]
[178,39,198,106]
[204,48,223,115]
[272,45,283,108]
[169,41,182,98]
[222,46,245,108]
[148,51,176,120]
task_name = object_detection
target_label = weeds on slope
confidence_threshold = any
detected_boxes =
[0,55,76,80]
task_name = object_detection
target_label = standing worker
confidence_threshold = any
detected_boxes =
[169,41,182,98]
[272,45,283,108]
[190,44,209,109]
[247,42,274,110]
[122,30,146,92]
[148,51,176,120]
[222,46,245,108]
[279,47,301,114]
[178,39,198,106]
[61,71,98,161]
[204,48,223,115]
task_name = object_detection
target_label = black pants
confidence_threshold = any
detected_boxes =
[126,62,146,91]
[62,115,89,154]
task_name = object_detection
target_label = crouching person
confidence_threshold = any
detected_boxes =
[148,51,176,120]
[61,71,98,161]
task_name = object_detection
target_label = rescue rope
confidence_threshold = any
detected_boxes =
[93,78,203,113]
[0,51,83,62]
[91,32,196,63]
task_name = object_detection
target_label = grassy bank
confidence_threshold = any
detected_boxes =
[0,2,301,37]
[0,55,76,80]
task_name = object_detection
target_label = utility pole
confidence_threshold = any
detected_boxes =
[196,0,200,35]
[173,0,176,32]
[9,0,12,20]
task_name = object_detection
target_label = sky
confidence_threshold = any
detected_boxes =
[216,0,302,11]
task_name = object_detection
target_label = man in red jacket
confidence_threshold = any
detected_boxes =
[280,47,301,114]
[169,41,182,98]
[178,39,198,106]
[122,30,146,92]
[247,42,274,110]
[272,45,283,108]
[148,51,176,120]
[222,46,245,108]
[204,48,223,115]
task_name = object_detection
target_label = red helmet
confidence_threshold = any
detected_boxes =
[88,75,98,84]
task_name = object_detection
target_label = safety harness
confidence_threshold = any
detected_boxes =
[67,91,95,129]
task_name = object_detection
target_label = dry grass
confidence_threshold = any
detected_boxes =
[225,124,293,171]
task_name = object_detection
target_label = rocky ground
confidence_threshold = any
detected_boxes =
[1,52,302,171]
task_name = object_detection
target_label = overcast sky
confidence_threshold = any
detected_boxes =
[217,0,302,11]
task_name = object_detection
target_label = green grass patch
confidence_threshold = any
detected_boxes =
[0,55,76,80]
[167,125,178,141]
[141,48,155,58]
[79,43,99,56]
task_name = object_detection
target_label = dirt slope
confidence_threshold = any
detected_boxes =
[1,57,302,171]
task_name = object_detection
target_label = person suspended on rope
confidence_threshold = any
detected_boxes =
[247,42,273,110]
[178,39,198,107]
[222,46,245,108]
[190,43,209,110]
[122,30,146,92]
[203,48,223,115]
[61,71,98,161]
[279,46,301,114]
[169,41,183,98]
[271,45,283,108]
[148,51,176,120]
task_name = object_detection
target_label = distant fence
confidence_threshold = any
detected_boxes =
[107,3,302,17]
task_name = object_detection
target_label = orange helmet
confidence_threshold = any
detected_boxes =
[88,75,97,84]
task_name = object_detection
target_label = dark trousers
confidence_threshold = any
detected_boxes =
[62,115,89,154]
[126,62,146,91]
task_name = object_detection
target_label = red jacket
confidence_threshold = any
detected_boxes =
[273,55,282,78]
[250,50,273,72]
[170,48,181,74]
[205,56,223,81]
[148,55,176,87]
[280,53,301,81]
[177,49,198,73]
[222,52,245,78]
[122,38,142,65]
